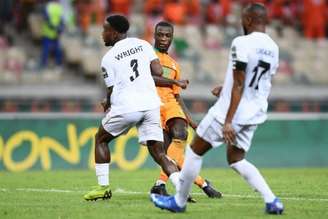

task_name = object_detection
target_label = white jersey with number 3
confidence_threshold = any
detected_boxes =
[101,38,161,116]
[210,32,279,125]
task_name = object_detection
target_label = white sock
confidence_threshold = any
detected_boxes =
[169,172,180,191]
[155,179,166,186]
[230,159,275,203]
[95,163,109,186]
[201,181,208,188]
[175,146,203,207]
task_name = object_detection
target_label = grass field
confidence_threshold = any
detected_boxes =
[1,168,328,219]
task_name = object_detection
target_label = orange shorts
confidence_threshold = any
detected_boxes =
[160,100,187,130]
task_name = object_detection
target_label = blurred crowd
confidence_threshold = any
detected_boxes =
[0,0,327,113]
[2,0,327,39]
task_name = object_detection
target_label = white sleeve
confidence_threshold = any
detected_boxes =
[101,58,115,87]
[143,41,158,62]
[271,47,279,75]
[231,37,248,70]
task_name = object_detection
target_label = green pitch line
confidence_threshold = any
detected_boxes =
[0,168,328,219]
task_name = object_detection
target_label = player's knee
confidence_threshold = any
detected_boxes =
[226,151,243,165]
[171,127,188,140]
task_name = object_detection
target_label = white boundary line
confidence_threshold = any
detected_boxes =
[0,112,328,120]
[1,187,328,202]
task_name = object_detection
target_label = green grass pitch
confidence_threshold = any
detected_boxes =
[1,168,328,219]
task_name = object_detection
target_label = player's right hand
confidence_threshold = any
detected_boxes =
[211,86,222,97]
[223,122,236,145]
[176,79,189,89]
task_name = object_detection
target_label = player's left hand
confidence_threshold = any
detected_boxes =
[189,121,198,130]
[223,123,236,145]
[211,86,222,97]
[175,79,189,89]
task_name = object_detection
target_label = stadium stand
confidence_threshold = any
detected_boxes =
[0,0,327,113]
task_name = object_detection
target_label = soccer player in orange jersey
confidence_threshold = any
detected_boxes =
[150,21,222,199]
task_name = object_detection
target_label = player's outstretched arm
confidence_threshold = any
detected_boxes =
[150,59,188,88]
[176,94,197,130]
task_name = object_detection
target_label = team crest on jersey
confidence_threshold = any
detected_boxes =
[162,66,172,78]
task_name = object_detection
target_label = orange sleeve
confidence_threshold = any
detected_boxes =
[172,63,181,95]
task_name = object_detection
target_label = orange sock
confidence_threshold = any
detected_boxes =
[157,139,205,188]
[194,175,206,188]
[158,139,185,183]
[167,139,185,165]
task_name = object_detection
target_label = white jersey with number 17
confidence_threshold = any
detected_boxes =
[101,37,161,117]
[210,32,279,125]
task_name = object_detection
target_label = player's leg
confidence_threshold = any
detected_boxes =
[138,108,180,191]
[150,113,223,212]
[154,118,186,191]
[167,118,221,198]
[173,134,212,207]
[151,130,171,195]
[84,112,141,201]
[147,140,180,188]
[227,125,283,214]
[150,135,212,212]
[84,124,115,201]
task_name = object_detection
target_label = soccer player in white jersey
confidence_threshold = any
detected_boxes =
[83,15,181,201]
[150,3,284,214]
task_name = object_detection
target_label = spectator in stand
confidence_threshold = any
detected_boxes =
[163,0,187,25]
[0,0,14,28]
[302,0,327,40]
[75,0,105,34]
[12,0,36,32]
[183,0,201,24]
[75,0,92,34]
[108,0,132,15]
[270,0,299,26]
[40,1,64,69]
[205,0,231,25]
[144,0,164,42]
[239,0,269,7]
[144,0,163,15]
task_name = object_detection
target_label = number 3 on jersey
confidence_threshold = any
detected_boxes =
[249,60,270,90]
[130,59,139,81]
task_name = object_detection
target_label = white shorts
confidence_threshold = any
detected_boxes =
[102,107,163,144]
[196,113,257,152]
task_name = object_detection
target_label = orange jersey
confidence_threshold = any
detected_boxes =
[156,51,181,103]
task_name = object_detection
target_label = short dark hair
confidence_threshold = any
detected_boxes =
[245,3,267,24]
[106,15,130,33]
[155,21,174,33]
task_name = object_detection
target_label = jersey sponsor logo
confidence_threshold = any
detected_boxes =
[115,46,143,61]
